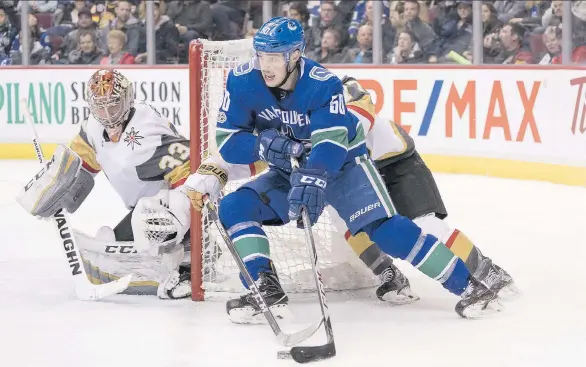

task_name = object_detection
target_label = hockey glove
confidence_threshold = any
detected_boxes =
[288,168,327,227]
[185,162,228,211]
[255,129,304,173]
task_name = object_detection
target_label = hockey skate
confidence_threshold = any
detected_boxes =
[455,260,519,319]
[376,263,420,305]
[162,265,192,300]
[226,269,291,324]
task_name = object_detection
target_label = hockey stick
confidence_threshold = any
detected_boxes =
[20,98,133,301]
[277,158,336,363]
[203,198,323,347]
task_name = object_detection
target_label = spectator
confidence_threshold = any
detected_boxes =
[550,24,586,64]
[287,2,315,50]
[67,28,104,64]
[307,1,347,53]
[10,30,52,65]
[482,2,504,36]
[56,7,100,60]
[355,0,395,53]
[508,1,550,30]
[388,30,424,64]
[342,23,373,63]
[100,29,135,64]
[539,25,561,64]
[56,0,90,26]
[485,23,533,64]
[427,0,473,63]
[348,0,389,39]
[211,1,250,38]
[306,28,344,63]
[401,0,437,53]
[16,1,58,14]
[10,14,51,58]
[135,1,179,64]
[493,0,527,24]
[166,0,214,42]
[0,7,18,63]
[93,1,116,28]
[428,0,459,36]
[100,0,140,55]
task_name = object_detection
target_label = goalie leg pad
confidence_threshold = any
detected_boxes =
[16,144,94,217]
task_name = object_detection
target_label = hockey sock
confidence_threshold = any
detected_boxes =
[344,230,392,276]
[368,215,469,295]
[218,189,276,288]
[444,229,486,279]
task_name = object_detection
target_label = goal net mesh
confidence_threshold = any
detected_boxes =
[191,38,377,297]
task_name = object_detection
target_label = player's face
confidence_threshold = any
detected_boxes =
[92,103,125,142]
[257,52,288,87]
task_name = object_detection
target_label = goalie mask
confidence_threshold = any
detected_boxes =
[87,69,134,142]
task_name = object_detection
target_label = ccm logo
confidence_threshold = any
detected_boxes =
[105,245,138,254]
[350,202,381,222]
[300,175,326,188]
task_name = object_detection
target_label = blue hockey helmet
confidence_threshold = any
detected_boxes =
[253,17,305,62]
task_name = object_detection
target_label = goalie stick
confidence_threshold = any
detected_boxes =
[276,158,336,364]
[203,198,323,348]
[20,98,133,301]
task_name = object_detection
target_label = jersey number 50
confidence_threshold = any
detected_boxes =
[329,94,346,115]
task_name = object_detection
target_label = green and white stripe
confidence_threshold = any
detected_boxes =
[413,239,458,282]
[348,121,366,151]
[311,126,348,151]
[216,127,241,152]
[356,156,396,217]
[233,233,271,262]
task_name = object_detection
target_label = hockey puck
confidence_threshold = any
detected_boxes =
[277,350,292,359]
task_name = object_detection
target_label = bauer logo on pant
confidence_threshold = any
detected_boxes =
[349,202,381,222]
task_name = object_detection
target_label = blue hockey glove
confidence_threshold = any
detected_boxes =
[288,168,327,227]
[255,129,304,173]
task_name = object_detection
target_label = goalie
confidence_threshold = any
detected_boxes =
[16,69,193,300]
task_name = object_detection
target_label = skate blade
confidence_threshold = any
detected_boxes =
[460,298,504,319]
[228,304,292,325]
[381,288,420,305]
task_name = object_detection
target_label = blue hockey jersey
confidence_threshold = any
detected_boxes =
[215,57,367,176]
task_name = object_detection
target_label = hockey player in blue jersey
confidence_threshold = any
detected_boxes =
[215,17,509,322]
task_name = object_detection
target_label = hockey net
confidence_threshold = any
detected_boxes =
[189,38,377,301]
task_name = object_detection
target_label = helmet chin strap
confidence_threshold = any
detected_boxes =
[274,58,300,89]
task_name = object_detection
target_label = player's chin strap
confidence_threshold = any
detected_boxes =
[274,55,301,90]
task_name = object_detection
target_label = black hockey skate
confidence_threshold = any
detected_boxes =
[376,264,420,305]
[226,269,291,324]
[455,259,518,319]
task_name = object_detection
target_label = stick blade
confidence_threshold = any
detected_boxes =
[75,274,133,301]
[277,318,323,347]
[290,342,336,364]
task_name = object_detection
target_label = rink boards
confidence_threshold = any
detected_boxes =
[0,65,585,187]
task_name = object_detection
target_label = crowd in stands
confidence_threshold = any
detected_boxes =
[0,0,584,65]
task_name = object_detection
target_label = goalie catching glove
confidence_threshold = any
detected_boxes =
[184,161,228,211]
[16,144,94,218]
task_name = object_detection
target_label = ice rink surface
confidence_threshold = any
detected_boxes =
[1,160,585,367]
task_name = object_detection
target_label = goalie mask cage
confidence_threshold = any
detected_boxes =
[189,38,377,301]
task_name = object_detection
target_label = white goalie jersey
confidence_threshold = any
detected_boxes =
[69,101,190,209]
